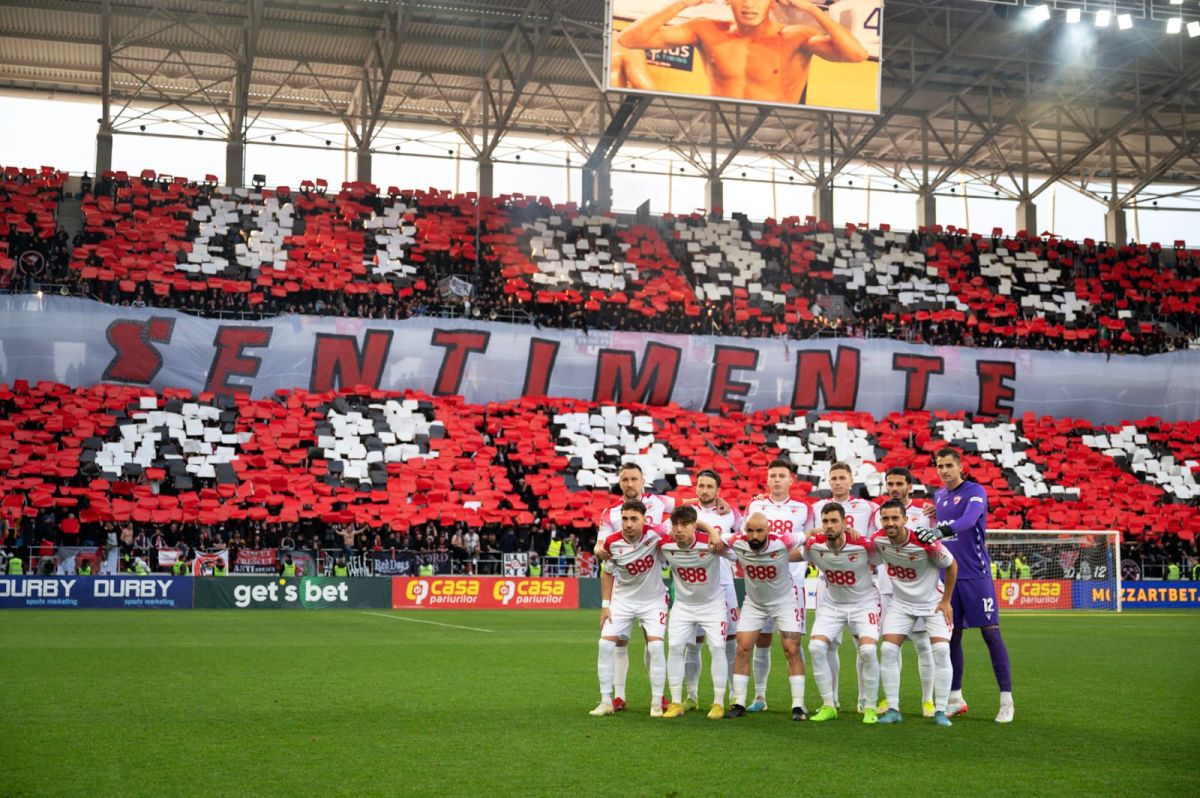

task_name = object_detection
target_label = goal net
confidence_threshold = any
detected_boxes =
[985,530,1122,612]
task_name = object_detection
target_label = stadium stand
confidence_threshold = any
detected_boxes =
[6,167,1196,355]
[1,382,1196,554]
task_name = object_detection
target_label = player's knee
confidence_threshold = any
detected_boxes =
[931,641,951,661]
[880,641,900,665]
[809,638,828,658]
[599,638,617,656]
[913,635,932,655]
[857,643,877,661]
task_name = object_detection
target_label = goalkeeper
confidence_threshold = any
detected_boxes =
[918,447,1014,724]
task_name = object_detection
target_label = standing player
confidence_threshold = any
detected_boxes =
[805,503,882,724]
[692,468,741,706]
[872,466,937,717]
[597,462,677,711]
[742,459,811,712]
[659,505,730,720]
[920,447,1014,723]
[810,461,878,712]
[712,512,809,720]
[591,500,669,717]
[872,499,958,727]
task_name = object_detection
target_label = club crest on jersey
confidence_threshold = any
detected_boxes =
[849,554,858,562]
[909,553,919,561]
[699,552,707,559]
[770,552,779,559]
[953,496,961,505]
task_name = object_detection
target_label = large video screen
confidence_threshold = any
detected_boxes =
[606,0,883,114]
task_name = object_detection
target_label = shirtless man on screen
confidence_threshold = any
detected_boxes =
[618,0,868,104]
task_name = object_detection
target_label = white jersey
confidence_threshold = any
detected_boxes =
[694,503,740,586]
[598,493,676,538]
[726,532,799,606]
[872,500,928,595]
[744,496,811,538]
[811,496,878,536]
[804,533,881,606]
[658,531,730,607]
[601,525,668,606]
[871,530,954,615]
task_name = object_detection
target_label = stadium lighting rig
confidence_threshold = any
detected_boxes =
[1000,1,1200,34]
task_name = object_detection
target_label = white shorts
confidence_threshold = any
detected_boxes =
[723,582,739,636]
[811,598,881,642]
[880,592,927,634]
[881,601,951,640]
[668,599,728,647]
[738,585,804,635]
[604,593,668,640]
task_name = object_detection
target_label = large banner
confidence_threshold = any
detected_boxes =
[193,576,391,609]
[1074,581,1200,610]
[2,296,1198,424]
[234,548,278,575]
[994,578,1073,610]
[0,575,192,608]
[607,0,882,114]
[392,577,578,609]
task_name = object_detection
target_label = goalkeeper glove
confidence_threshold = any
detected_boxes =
[914,525,952,544]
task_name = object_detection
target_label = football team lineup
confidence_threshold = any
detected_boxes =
[588,446,1014,725]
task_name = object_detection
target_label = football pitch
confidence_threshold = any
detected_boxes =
[3,610,1197,797]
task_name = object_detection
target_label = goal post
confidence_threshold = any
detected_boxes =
[986,529,1122,613]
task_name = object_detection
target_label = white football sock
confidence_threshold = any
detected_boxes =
[732,673,749,706]
[788,675,806,710]
[809,639,834,705]
[613,645,629,701]
[827,644,840,702]
[667,642,687,704]
[707,639,729,705]
[913,631,934,704]
[647,640,666,707]
[933,642,953,713]
[880,641,901,711]
[752,646,771,701]
[858,643,879,710]
[684,642,701,700]
[856,648,866,705]
[724,639,738,688]
[597,639,616,702]
[1000,690,1014,707]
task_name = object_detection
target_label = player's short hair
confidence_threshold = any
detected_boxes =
[829,461,852,476]
[670,505,698,525]
[879,498,906,516]
[820,502,845,519]
[885,466,914,484]
[695,468,721,486]
[621,499,647,516]
[934,447,962,464]
[619,462,643,475]
[767,458,794,473]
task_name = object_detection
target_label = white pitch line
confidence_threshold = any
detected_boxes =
[361,612,494,633]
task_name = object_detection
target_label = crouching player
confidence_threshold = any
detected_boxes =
[805,503,883,724]
[658,505,731,719]
[872,499,958,727]
[711,512,809,720]
[591,500,669,717]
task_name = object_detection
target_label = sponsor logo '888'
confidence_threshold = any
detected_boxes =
[745,565,777,580]
[674,567,707,583]
[767,519,793,535]
[625,555,656,576]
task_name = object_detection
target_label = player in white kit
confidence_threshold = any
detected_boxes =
[658,504,732,720]
[691,469,741,707]
[871,498,958,727]
[591,499,669,717]
[595,462,676,712]
[810,461,878,713]
[741,458,811,712]
[872,466,937,716]
[805,502,883,724]
[712,512,810,721]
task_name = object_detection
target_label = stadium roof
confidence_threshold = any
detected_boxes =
[1,0,1198,206]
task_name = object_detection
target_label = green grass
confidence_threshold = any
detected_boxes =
[2,610,1198,797]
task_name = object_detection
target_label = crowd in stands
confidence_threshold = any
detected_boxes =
[3,167,1197,355]
[0,381,1196,572]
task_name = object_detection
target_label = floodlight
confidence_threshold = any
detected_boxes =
[1166,18,1182,34]
[1028,4,1051,23]
[1188,20,1200,38]
[1095,10,1111,27]
[1117,14,1133,30]
[1065,9,1081,23]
